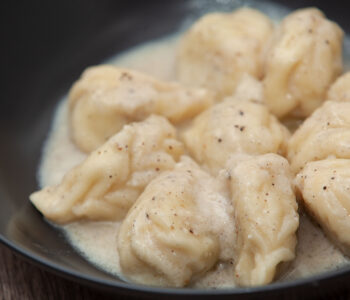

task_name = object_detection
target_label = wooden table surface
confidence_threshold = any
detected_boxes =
[2,241,350,300]
[0,244,139,300]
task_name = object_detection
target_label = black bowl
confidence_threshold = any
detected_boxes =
[2,0,350,299]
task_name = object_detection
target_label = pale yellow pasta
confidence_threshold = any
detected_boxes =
[177,8,273,98]
[295,159,350,256]
[118,156,234,287]
[263,8,343,118]
[30,116,184,223]
[227,154,299,286]
[288,101,350,174]
[328,72,350,102]
[69,65,213,152]
[182,94,289,174]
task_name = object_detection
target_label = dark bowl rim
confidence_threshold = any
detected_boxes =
[1,231,350,297]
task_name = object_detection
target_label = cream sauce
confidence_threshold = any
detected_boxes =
[38,1,350,288]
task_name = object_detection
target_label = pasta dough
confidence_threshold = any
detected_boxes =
[30,115,184,223]
[263,8,343,118]
[118,156,234,287]
[288,101,350,174]
[327,72,350,102]
[69,65,213,152]
[227,154,299,286]
[295,159,350,256]
[182,91,289,174]
[177,8,273,98]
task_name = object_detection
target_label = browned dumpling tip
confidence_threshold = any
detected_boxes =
[288,101,350,174]
[30,115,184,224]
[69,65,213,152]
[227,154,299,286]
[118,156,234,287]
[177,8,273,98]
[295,159,350,256]
[263,8,343,118]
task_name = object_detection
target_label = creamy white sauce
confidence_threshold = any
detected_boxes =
[38,0,350,288]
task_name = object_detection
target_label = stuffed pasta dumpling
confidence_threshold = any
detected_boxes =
[327,72,350,103]
[263,8,343,118]
[288,101,350,173]
[177,8,273,98]
[30,115,184,224]
[227,154,299,286]
[118,156,235,287]
[69,65,213,152]
[295,159,350,256]
[182,95,289,174]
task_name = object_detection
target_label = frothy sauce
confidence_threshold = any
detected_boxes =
[38,0,350,288]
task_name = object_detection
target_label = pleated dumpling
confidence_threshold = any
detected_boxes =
[295,159,350,256]
[182,93,289,174]
[177,8,273,98]
[327,72,350,102]
[69,65,213,152]
[263,8,343,118]
[227,154,299,286]
[30,115,184,224]
[118,156,235,287]
[288,101,350,174]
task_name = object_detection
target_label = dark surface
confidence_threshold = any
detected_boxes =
[0,243,124,300]
[2,0,350,299]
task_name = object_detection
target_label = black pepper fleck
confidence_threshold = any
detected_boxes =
[120,72,132,80]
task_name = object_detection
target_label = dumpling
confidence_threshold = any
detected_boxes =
[327,72,350,102]
[118,156,235,287]
[227,154,299,286]
[263,8,343,118]
[295,159,350,256]
[288,101,350,174]
[232,74,264,104]
[69,65,213,152]
[181,94,289,174]
[177,8,273,98]
[30,115,184,224]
